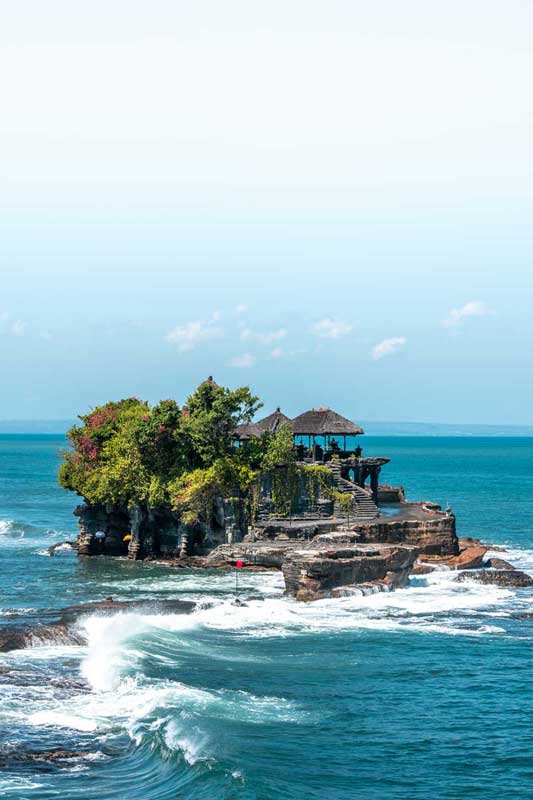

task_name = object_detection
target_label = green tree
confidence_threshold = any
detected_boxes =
[183,379,261,467]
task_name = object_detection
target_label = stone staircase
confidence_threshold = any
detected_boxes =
[327,460,379,520]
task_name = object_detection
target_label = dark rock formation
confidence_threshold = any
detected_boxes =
[47,540,77,556]
[485,557,515,570]
[75,497,247,560]
[0,749,99,769]
[457,569,533,588]
[282,542,419,601]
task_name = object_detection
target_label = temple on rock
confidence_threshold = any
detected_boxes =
[65,380,460,599]
[234,405,389,506]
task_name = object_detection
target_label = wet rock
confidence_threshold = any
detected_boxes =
[485,557,515,570]
[282,543,419,601]
[47,540,78,556]
[445,546,488,570]
[0,748,99,768]
[457,569,533,588]
[411,562,436,575]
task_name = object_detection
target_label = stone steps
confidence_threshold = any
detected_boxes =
[327,463,379,519]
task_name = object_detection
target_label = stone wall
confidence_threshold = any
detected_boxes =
[377,485,406,504]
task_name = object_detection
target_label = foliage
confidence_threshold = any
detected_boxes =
[302,464,332,508]
[182,381,261,467]
[168,459,256,525]
[59,380,262,519]
[261,423,295,470]
[259,423,298,515]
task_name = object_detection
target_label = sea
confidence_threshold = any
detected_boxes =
[0,434,532,800]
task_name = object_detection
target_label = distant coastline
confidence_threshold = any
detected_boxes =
[2,419,533,437]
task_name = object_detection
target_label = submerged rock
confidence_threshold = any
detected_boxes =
[0,748,101,768]
[457,569,533,588]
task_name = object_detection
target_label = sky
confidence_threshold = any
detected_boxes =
[1,1,533,424]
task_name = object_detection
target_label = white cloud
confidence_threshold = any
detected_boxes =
[236,303,248,314]
[312,318,352,339]
[371,336,406,360]
[10,320,27,336]
[165,314,223,352]
[227,352,256,368]
[1,313,27,336]
[240,327,286,345]
[270,347,284,359]
[442,300,488,328]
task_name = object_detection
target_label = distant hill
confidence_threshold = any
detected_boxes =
[360,420,533,437]
[0,420,75,434]
[1,419,533,437]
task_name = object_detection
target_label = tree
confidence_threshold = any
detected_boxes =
[183,379,261,467]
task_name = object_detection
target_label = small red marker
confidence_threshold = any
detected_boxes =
[234,560,243,596]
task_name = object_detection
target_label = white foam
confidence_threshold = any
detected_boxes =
[0,776,47,793]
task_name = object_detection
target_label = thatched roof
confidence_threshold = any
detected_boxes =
[291,408,364,436]
[234,407,291,440]
[255,407,291,434]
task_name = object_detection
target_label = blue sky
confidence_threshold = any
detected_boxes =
[1,1,533,424]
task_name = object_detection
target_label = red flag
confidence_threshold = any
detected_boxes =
[235,560,244,568]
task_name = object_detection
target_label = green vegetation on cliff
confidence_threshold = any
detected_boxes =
[59,379,263,520]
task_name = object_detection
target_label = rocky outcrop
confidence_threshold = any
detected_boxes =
[485,557,515,570]
[282,542,419,601]
[204,541,296,570]
[457,569,533,588]
[75,497,247,560]
[445,545,488,570]
[339,513,458,557]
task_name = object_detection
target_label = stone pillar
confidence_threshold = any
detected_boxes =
[127,505,145,560]
[370,467,381,504]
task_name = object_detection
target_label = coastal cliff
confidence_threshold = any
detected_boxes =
[75,496,247,559]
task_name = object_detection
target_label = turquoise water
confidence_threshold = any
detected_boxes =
[1,435,532,799]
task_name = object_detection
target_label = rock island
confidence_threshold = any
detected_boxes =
[59,378,529,600]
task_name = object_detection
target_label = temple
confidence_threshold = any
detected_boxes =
[234,406,389,506]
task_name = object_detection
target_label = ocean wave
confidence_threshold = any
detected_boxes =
[0,776,48,794]
[0,518,69,549]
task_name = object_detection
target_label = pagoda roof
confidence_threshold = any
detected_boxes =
[291,408,364,436]
[234,407,291,440]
